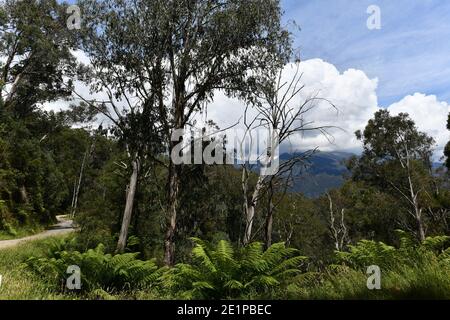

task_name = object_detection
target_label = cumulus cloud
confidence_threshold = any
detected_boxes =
[387,93,450,159]
[205,59,380,154]
[205,59,449,160]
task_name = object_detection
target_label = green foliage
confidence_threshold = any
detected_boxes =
[161,238,306,299]
[26,243,166,293]
[6,233,450,300]
[0,0,76,116]
[336,230,450,269]
[288,231,450,299]
[0,236,76,300]
[274,193,330,261]
[290,259,450,300]
[336,240,397,270]
[352,110,444,240]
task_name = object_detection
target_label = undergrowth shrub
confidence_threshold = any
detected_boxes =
[161,238,307,299]
[288,230,450,299]
[26,243,166,294]
[26,231,449,300]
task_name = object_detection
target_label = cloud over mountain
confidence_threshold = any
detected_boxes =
[206,59,449,159]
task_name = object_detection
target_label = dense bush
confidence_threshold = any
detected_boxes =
[21,232,450,299]
[161,238,307,299]
[26,240,166,293]
[287,231,450,299]
[26,238,306,299]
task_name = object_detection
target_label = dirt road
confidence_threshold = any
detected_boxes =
[0,215,75,250]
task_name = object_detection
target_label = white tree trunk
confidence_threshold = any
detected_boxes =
[405,152,426,242]
[116,159,139,253]
[243,175,264,245]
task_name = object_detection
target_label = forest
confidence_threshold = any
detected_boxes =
[0,0,449,300]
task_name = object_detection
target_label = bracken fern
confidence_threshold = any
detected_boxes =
[161,238,307,299]
[26,244,166,293]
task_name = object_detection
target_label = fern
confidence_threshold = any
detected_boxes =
[163,239,306,299]
[27,244,165,293]
[422,235,450,253]
[337,240,397,269]
[336,230,450,271]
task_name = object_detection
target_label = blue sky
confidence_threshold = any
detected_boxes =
[281,0,450,107]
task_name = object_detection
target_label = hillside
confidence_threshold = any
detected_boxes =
[280,151,353,197]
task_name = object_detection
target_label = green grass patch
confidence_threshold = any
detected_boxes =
[0,225,46,241]
[0,235,75,300]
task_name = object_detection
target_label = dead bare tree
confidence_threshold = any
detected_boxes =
[326,192,348,251]
[238,62,336,247]
[70,127,102,218]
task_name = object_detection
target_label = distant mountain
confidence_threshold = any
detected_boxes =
[249,151,445,198]
[280,151,354,198]
[281,151,445,197]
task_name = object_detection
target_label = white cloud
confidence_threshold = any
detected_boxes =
[387,93,450,159]
[205,59,449,160]
[205,59,380,154]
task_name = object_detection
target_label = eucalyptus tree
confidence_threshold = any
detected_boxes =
[69,67,163,253]
[0,0,77,222]
[78,0,292,265]
[355,110,435,241]
[73,3,166,252]
[0,0,76,117]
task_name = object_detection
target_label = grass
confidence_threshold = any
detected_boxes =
[0,235,75,300]
[289,257,450,300]
[0,225,45,241]
[0,235,163,300]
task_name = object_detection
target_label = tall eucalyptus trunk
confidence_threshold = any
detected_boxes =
[117,159,140,253]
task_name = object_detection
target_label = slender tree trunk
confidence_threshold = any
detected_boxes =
[327,192,347,251]
[71,148,89,218]
[406,162,426,242]
[416,212,426,242]
[264,182,275,249]
[339,208,348,250]
[163,92,184,266]
[264,210,274,249]
[413,194,425,242]
[285,225,293,247]
[117,159,139,253]
[163,160,180,266]
[71,135,98,218]
[329,204,340,251]
[244,206,255,245]
[243,175,264,246]
[241,166,249,244]
[4,72,22,107]
[70,180,77,213]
